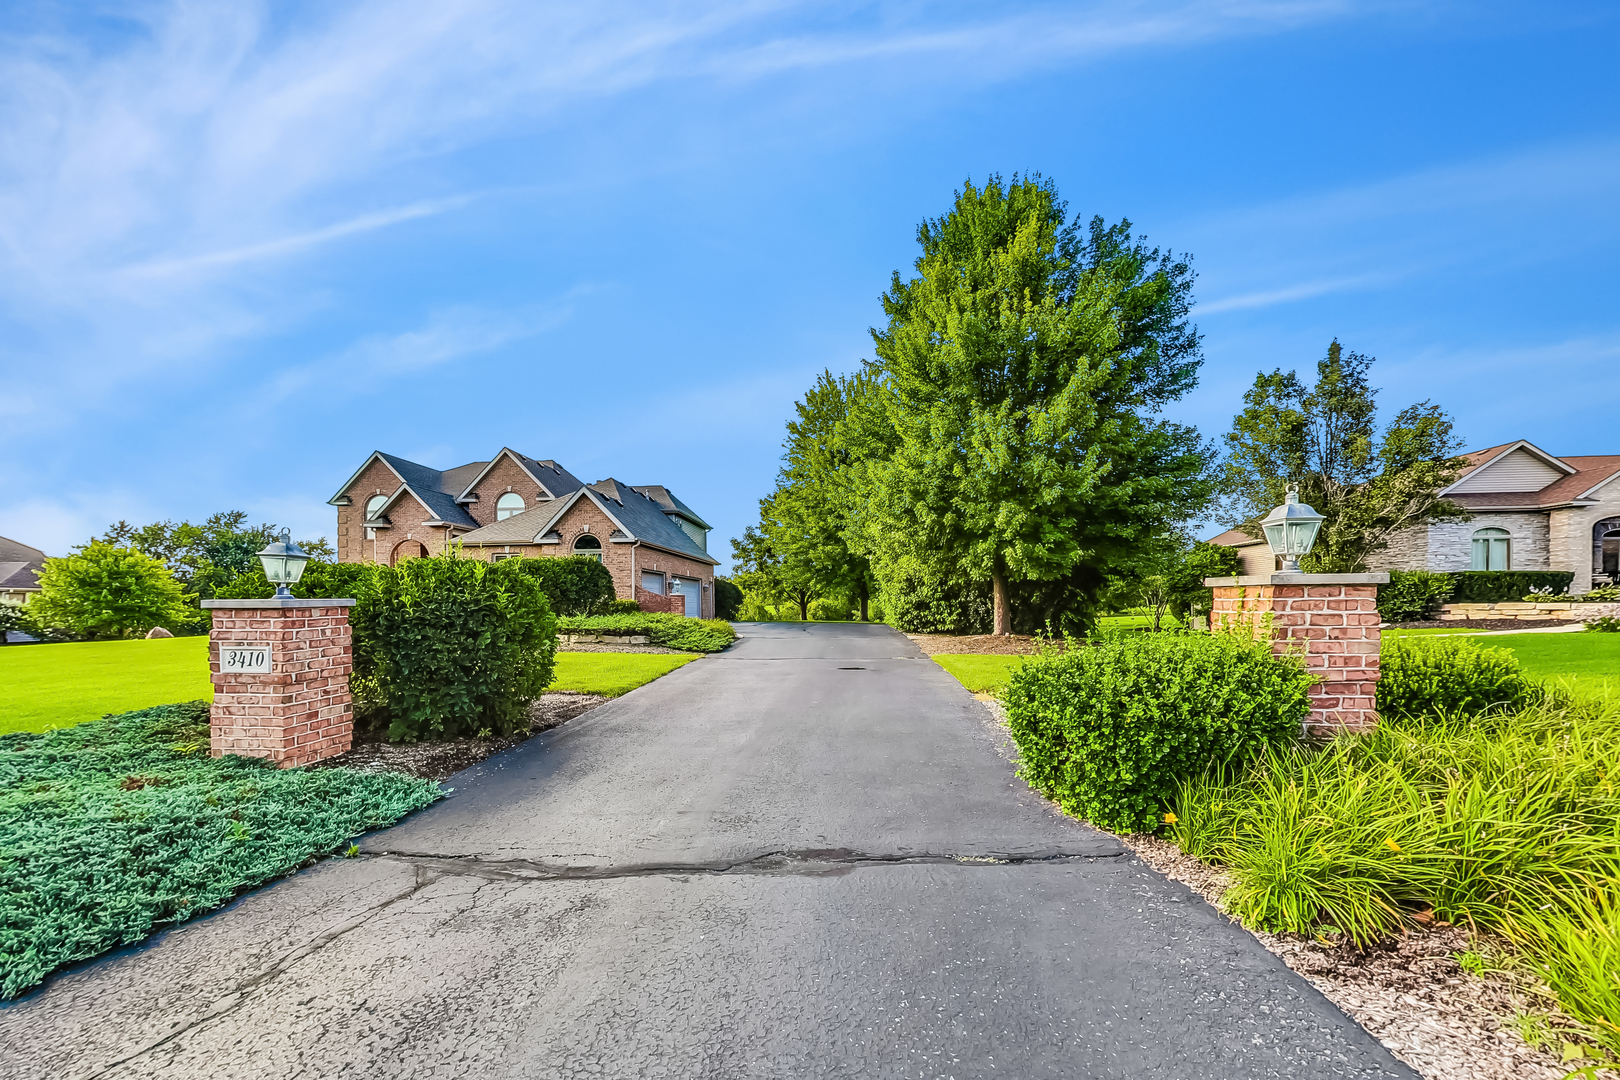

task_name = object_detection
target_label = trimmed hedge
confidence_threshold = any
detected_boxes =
[1449,571,1574,603]
[558,613,736,653]
[1378,637,1542,718]
[352,557,558,742]
[507,556,618,615]
[1003,632,1313,833]
[0,702,439,998]
[211,560,377,601]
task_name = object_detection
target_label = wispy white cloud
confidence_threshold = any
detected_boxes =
[1199,272,1392,314]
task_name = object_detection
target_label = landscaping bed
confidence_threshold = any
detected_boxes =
[0,701,441,999]
[317,693,608,780]
[1391,618,1574,632]
[556,613,735,653]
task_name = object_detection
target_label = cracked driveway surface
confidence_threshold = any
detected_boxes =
[1,623,1417,1079]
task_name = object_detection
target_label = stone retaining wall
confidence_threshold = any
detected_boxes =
[1437,602,1620,622]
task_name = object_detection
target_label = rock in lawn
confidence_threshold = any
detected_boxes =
[144,627,174,639]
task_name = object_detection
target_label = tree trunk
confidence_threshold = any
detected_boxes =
[798,593,810,621]
[992,557,1011,636]
[858,580,870,622]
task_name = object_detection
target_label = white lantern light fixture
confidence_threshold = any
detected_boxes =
[1260,489,1325,572]
[257,530,311,599]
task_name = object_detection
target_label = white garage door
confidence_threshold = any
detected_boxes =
[640,571,665,594]
[671,577,700,617]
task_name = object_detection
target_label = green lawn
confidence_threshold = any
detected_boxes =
[1484,632,1620,699]
[1098,613,1184,631]
[0,637,214,736]
[932,653,1029,694]
[548,651,698,696]
[0,639,699,736]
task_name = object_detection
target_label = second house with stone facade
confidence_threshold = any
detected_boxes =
[1210,440,1620,594]
[329,447,719,617]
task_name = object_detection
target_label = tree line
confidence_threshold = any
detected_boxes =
[732,174,1470,635]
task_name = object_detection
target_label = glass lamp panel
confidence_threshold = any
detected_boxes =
[285,555,309,583]
[1287,519,1322,556]
[262,554,289,583]
[1262,522,1286,555]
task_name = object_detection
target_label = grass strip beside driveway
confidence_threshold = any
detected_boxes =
[0,637,214,736]
[933,653,1028,694]
[548,652,697,697]
[0,701,440,999]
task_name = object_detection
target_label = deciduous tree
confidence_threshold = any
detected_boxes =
[29,542,194,639]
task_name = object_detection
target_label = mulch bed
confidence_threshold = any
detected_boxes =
[559,643,690,654]
[1391,619,1574,632]
[313,693,608,781]
[906,633,1057,655]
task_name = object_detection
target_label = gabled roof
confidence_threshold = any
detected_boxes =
[631,484,712,529]
[329,451,480,527]
[0,536,48,592]
[0,536,46,563]
[1441,441,1620,510]
[1206,528,1264,547]
[452,448,586,503]
[457,479,719,564]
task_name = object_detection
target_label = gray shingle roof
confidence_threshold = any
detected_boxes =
[0,536,46,563]
[630,485,711,529]
[588,480,717,564]
[0,560,41,590]
[376,452,480,528]
[454,500,569,544]
[513,453,585,498]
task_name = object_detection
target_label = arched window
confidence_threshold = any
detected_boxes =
[365,495,388,522]
[572,534,602,563]
[496,492,526,521]
[1471,527,1511,571]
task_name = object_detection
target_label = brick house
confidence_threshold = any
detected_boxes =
[1209,440,1620,593]
[328,448,719,617]
[0,535,46,608]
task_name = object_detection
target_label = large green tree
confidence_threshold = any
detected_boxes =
[1221,341,1470,572]
[95,511,333,601]
[29,542,195,639]
[858,174,1213,634]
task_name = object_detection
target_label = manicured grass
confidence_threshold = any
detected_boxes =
[933,653,1028,694]
[0,637,214,736]
[1382,627,1492,638]
[548,651,698,697]
[1098,613,1184,630]
[0,701,440,999]
[1486,632,1620,699]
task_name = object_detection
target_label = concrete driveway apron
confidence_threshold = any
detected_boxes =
[1,622,1418,1080]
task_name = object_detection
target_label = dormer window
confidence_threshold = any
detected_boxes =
[365,495,388,523]
[496,492,526,520]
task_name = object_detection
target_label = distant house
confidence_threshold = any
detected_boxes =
[1208,440,1620,593]
[0,536,46,607]
[328,448,719,617]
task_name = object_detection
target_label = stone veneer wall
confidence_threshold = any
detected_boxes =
[203,600,355,768]
[1423,512,1551,572]
[1210,581,1382,735]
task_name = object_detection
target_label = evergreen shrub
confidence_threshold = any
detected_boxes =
[1376,570,1455,622]
[1004,632,1312,833]
[1378,637,1538,718]
[352,557,558,742]
[1448,570,1574,603]
[714,577,744,621]
[599,598,643,615]
[556,613,735,652]
[0,702,439,998]
[507,555,617,615]
[808,598,851,621]
[211,560,377,601]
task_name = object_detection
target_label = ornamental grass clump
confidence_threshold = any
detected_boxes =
[1170,697,1620,1054]
[0,702,440,999]
[1003,631,1313,833]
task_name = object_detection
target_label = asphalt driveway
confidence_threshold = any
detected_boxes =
[0,622,1417,1079]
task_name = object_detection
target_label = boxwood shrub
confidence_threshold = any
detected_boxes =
[352,557,557,742]
[1376,570,1456,622]
[557,613,736,653]
[1377,637,1538,718]
[1004,632,1313,833]
[507,555,618,615]
[1448,570,1574,603]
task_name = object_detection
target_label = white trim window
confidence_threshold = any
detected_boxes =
[1470,527,1511,571]
[496,492,526,520]
[365,494,388,523]
[573,534,603,563]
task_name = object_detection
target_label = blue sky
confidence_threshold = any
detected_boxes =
[2,1,1618,567]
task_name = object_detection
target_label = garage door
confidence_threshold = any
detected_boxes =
[671,578,700,617]
[640,571,664,594]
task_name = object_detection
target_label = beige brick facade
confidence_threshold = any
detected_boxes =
[1211,581,1383,735]
[463,456,554,528]
[204,601,355,768]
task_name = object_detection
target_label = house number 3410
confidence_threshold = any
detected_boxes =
[221,646,272,674]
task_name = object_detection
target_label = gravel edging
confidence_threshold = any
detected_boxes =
[313,693,609,781]
[973,695,1574,1080]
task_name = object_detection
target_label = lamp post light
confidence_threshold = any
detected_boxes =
[1260,489,1325,572]
[257,530,311,599]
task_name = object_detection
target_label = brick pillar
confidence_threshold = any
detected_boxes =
[200,598,358,767]
[1205,573,1389,735]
